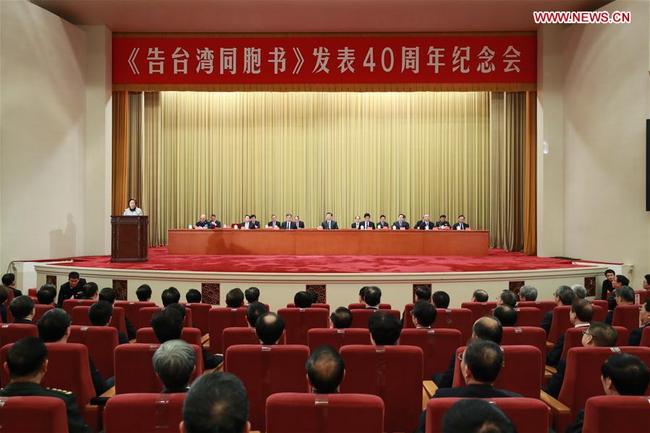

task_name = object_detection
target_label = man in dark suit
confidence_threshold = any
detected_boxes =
[320,212,339,230]
[628,300,649,345]
[280,213,297,230]
[9,296,35,324]
[1,273,22,297]
[546,299,592,367]
[293,215,305,229]
[89,301,129,345]
[376,215,389,229]
[266,214,281,229]
[452,214,470,230]
[392,213,410,230]
[195,214,209,228]
[0,337,92,433]
[415,214,435,230]
[540,285,576,335]
[359,213,375,230]
[350,215,361,229]
[248,215,260,229]
[605,285,635,325]
[435,214,451,229]
[208,214,221,229]
[57,272,86,307]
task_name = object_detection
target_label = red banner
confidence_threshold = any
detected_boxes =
[113,35,536,86]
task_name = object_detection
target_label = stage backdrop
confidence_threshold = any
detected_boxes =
[114,90,535,252]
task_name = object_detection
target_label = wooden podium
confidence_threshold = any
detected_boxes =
[111,216,148,262]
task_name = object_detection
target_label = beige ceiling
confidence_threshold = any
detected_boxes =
[30,0,612,33]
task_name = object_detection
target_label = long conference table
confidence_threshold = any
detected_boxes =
[168,229,489,256]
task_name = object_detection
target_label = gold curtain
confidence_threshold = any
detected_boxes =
[133,91,527,249]
[523,91,537,255]
[111,90,129,215]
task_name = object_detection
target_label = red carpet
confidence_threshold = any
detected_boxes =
[53,248,585,273]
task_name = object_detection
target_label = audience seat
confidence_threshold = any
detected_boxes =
[135,327,202,346]
[286,303,330,312]
[348,303,391,310]
[71,305,127,335]
[547,306,572,343]
[592,304,607,322]
[104,393,186,433]
[114,301,156,330]
[612,305,642,332]
[635,289,649,305]
[27,288,37,297]
[33,304,55,322]
[460,301,497,322]
[222,327,262,357]
[517,300,557,316]
[68,325,119,379]
[349,309,400,329]
[399,328,463,379]
[0,323,37,348]
[307,328,371,352]
[559,326,629,361]
[641,326,650,347]
[591,299,609,312]
[432,308,473,342]
[402,303,415,328]
[424,397,550,433]
[185,303,212,334]
[114,343,204,394]
[501,326,548,362]
[277,308,329,345]
[62,299,95,315]
[340,345,423,433]
[582,395,650,433]
[0,396,68,433]
[452,345,543,398]
[266,393,384,433]
[207,307,248,354]
[225,344,310,430]
[513,307,543,327]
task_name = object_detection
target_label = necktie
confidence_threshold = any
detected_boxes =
[328,221,331,229]
[366,222,368,229]
[287,222,290,230]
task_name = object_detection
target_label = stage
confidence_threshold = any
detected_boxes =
[31,247,610,313]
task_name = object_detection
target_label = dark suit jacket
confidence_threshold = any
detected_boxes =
[195,220,209,228]
[376,221,389,229]
[359,221,375,230]
[601,280,614,300]
[280,221,297,230]
[605,310,613,325]
[541,310,553,336]
[240,221,260,229]
[118,332,130,345]
[432,353,456,388]
[351,222,361,229]
[435,221,450,228]
[416,220,435,230]
[628,323,650,346]
[208,220,222,228]
[546,333,565,367]
[392,221,410,230]
[321,220,339,230]
[267,220,281,229]
[295,221,305,229]
[13,318,32,324]
[57,279,87,308]
[452,222,470,230]
[544,359,566,398]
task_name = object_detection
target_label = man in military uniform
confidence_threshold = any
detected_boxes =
[0,337,91,433]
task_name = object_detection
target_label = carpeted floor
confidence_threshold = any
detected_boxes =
[52,247,585,273]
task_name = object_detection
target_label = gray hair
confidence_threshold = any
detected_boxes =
[519,285,538,301]
[152,339,196,392]
[571,285,587,299]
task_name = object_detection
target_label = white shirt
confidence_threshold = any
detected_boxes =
[122,207,144,216]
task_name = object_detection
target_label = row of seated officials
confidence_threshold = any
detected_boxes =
[0,273,649,432]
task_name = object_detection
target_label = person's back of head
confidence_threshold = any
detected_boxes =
[571,299,594,323]
[616,286,635,304]
[255,312,285,345]
[151,308,183,343]
[462,339,504,384]
[368,311,402,345]
[98,287,116,305]
[244,287,260,303]
[226,288,245,308]
[1,273,15,288]
[414,285,432,302]
[432,291,450,309]
[585,322,618,347]
[166,302,187,321]
[571,285,587,300]
[37,308,71,342]
[363,286,382,307]
[293,291,313,309]
[442,399,516,433]
[182,372,249,433]
[493,305,517,327]
[136,284,152,302]
[615,275,630,287]
[498,290,517,308]
[10,296,34,321]
[472,316,503,344]
[185,289,202,304]
[37,284,57,305]
[7,337,48,380]
[412,301,437,328]
[556,285,576,306]
[306,345,345,394]
[601,353,650,396]
[518,285,538,301]
[88,301,113,326]
[246,302,267,328]
[330,307,352,329]
[162,287,181,307]
[358,286,368,303]
[80,282,98,299]
[153,339,196,392]
[472,289,489,303]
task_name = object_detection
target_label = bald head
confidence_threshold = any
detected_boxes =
[255,312,284,345]
[472,316,503,344]
[306,346,345,394]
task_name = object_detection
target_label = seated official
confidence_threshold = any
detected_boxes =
[493,305,517,327]
[88,301,129,344]
[330,307,353,329]
[280,213,297,230]
[226,288,245,308]
[572,284,587,300]
[294,215,305,229]
[377,215,389,229]
[208,214,221,229]
[415,214,435,230]
[153,339,196,393]
[181,372,250,433]
[293,291,313,308]
[452,214,470,230]
[10,295,35,324]
[368,311,401,345]
[392,213,410,230]
[471,289,489,303]
[57,271,86,307]
[432,290,451,309]
[605,286,635,324]
[74,281,98,300]
[351,215,362,229]
[359,213,375,230]
[136,284,152,302]
[99,287,136,340]
[0,337,91,433]
[545,322,618,398]
[518,284,538,302]
[363,286,382,309]
[185,289,202,303]
[37,308,111,396]
[497,290,517,308]
[321,212,339,230]
[1,272,22,297]
[541,285,576,335]
[266,214,281,229]
[413,285,432,303]
[245,287,260,304]
[546,299,593,367]
[357,287,367,304]
[195,214,209,229]
[441,399,516,433]
[162,287,181,307]
[628,300,650,345]
[306,346,345,394]
[608,275,630,310]
[435,214,451,229]
[567,353,650,433]
[256,312,285,345]
[37,283,57,305]
[411,301,437,328]
[246,302,268,327]
[240,214,260,230]
[123,198,144,216]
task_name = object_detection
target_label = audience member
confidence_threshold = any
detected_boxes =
[185,289,202,303]
[368,311,401,345]
[305,346,345,394]
[75,282,98,300]
[571,284,587,299]
[244,287,260,304]
[226,288,245,308]
[37,283,57,305]
[493,305,517,327]
[57,272,86,306]
[541,285,576,335]
[612,275,630,290]
[1,272,21,296]
[601,269,616,300]
[471,289,489,303]
[441,399,516,433]
[358,287,367,304]
[255,312,285,345]
[518,285,538,302]
[307,290,319,304]
[330,307,352,329]
[9,295,35,323]
[413,285,432,303]
[606,286,635,324]
[411,301,436,328]
[246,302,267,328]
[161,287,181,307]
[136,284,152,302]
[363,286,382,309]
[496,290,517,308]
[0,286,8,323]
[0,337,91,433]
[99,287,136,339]
[546,299,593,367]
[293,291,313,308]
[628,300,650,345]
[432,290,451,309]
[153,339,196,393]
[88,302,129,344]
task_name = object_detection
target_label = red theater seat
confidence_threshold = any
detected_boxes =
[560,326,629,361]
[547,306,572,343]
[0,323,37,347]
[114,301,156,330]
[340,345,423,433]
[513,307,542,327]
[114,343,204,394]
[185,303,211,334]
[68,325,119,379]
[612,305,642,332]
[27,288,37,297]
[135,327,202,346]
[349,309,400,329]
[425,397,550,433]
[33,304,54,322]
[635,290,649,305]
[501,326,548,362]
[460,301,497,322]
[403,303,415,328]
[286,303,330,312]
[104,393,186,433]
[307,328,371,352]
[592,304,607,322]
[225,344,310,430]
[452,345,543,398]
[348,303,391,310]
[432,308,473,341]
[222,327,261,356]
[62,299,95,315]
[641,327,650,346]
[592,299,608,311]
[207,307,248,354]
[399,328,463,379]
[517,300,557,316]
[266,393,384,433]
[71,305,127,335]
[0,396,68,433]
[582,396,650,433]
[277,307,329,344]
